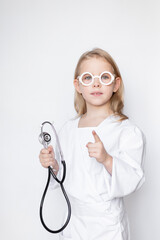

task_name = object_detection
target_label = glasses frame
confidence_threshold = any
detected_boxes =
[77,71,116,86]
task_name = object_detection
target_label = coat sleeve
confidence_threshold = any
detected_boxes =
[104,125,146,199]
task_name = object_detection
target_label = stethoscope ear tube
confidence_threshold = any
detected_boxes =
[39,121,71,233]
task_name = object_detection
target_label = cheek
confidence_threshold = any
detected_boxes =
[103,86,114,96]
[81,87,90,96]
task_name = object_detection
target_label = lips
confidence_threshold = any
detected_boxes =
[91,92,103,95]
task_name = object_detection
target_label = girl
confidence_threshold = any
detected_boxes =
[39,48,146,240]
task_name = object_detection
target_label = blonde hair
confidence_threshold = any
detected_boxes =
[73,48,128,122]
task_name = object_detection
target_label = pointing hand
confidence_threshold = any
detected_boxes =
[86,130,109,164]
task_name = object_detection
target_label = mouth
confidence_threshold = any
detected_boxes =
[91,92,103,96]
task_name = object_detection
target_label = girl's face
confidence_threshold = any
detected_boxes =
[74,57,121,108]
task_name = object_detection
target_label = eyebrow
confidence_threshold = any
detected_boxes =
[79,71,114,75]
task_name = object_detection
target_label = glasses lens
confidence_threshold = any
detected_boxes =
[101,72,112,84]
[82,73,92,85]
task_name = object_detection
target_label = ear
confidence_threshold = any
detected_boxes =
[113,77,121,93]
[73,78,82,94]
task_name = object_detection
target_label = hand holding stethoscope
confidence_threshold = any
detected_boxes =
[38,121,71,233]
[39,145,59,175]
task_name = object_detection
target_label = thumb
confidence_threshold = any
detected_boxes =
[48,145,53,152]
[86,142,92,147]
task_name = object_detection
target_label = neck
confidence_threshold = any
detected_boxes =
[84,102,113,119]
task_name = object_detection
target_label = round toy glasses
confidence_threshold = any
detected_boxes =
[77,71,115,86]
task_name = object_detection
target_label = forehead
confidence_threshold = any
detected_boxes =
[79,57,114,74]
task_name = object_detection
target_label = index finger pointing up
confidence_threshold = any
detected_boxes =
[92,130,101,143]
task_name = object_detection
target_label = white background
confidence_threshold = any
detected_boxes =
[1,0,160,239]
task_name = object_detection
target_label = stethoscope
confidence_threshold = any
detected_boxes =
[38,121,71,233]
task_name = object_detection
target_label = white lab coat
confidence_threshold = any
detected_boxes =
[50,114,146,240]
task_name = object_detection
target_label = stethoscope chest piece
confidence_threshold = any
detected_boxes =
[39,132,51,145]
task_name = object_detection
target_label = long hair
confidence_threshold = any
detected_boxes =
[73,48,128,122]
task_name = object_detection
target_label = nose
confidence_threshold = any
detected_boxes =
[92,76,101,87]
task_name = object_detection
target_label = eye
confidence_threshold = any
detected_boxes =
[82,74,92,82]
[101,73,110,79]
[101,72,112,83]
[84,75,92,80]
